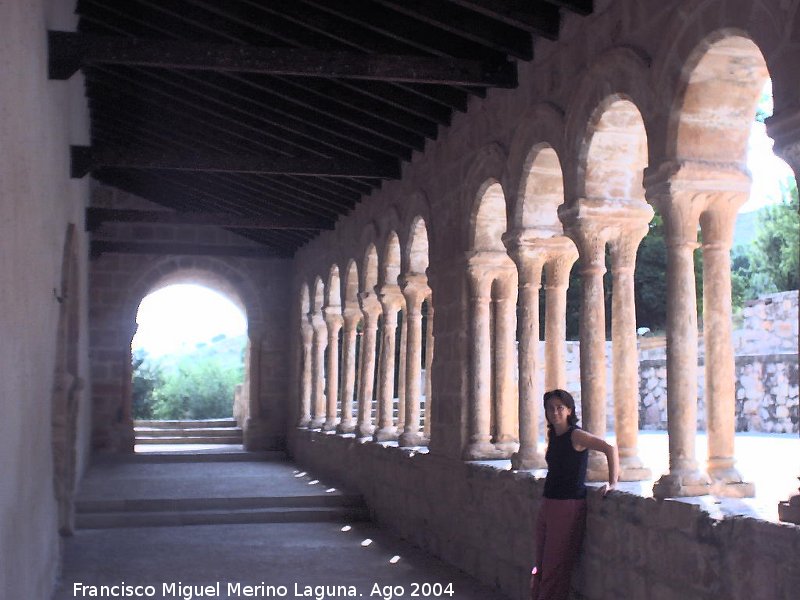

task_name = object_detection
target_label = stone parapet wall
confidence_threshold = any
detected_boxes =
[290,431,800,600]
[733,291,798,355]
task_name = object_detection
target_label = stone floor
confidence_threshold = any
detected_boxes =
[53,451,511,600]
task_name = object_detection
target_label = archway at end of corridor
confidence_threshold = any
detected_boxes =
[131,282,249,452]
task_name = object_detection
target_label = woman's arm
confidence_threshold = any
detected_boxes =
[571,428,619,493]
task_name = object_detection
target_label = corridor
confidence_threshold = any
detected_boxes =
[52,450,510,600]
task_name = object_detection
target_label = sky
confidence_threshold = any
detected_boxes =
[132,284,246,358]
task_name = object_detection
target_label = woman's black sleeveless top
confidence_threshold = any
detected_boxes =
[543,426,588,499]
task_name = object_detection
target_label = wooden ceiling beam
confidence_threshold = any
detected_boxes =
[48,31,516,87]
[90,240,289,259]
[546,0,594,17]
[443,0,561,39]
[86,207,331,232]
[71,145,400,179]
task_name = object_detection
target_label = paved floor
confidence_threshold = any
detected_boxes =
[54,452,510,600]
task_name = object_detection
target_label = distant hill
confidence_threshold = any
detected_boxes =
[157,333,247,371]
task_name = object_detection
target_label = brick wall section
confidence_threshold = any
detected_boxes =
[291,430,800,600]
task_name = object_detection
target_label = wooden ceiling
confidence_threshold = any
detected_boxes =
[51,0,593,258]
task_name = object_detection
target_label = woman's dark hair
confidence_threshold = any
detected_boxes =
[543,388,578,439]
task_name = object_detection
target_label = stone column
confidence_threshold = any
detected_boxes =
[609,228,651,481]
[507,234,547,470]
[543,241,578,391]
[565,215,612,481]
[701,200,754,496]
[465,255,496,459]
[645,162,710,498]
[768,108,800,522]
[323,308,343,431]
[423,298,434,442]
[243,323,267,449]
[309,312,328,429]
[356,292,381,439]
[493,267,520,457]
[375,286,403,441]
[396,312,407,433]
[298,317,313,427]
[337,308,360,433]
[399,275,430,447]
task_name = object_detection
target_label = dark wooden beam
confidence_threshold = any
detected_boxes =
[85,207,332,232]
[443,0,561,39]
[546,0,594,17]
[71,145,400,179]
[90,240,289,259]
[48,31,516,87]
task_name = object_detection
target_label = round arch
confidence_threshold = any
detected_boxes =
[470,181,508,252]
[405,217,430,276]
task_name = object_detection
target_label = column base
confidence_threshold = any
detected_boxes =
[355,423,375,440]
[463,441,506,460]
[708,466,755,498]
[510,447,546,470]
[322,419,338,432]
[653,469,712,499]
[336,421,355,434]
[308,417,325,429]
[296,417,311,428]
[373,426,398,442]
[398,431,424,447]
[619,454,652,482]
[778,492,800,524]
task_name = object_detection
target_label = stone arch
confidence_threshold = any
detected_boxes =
[118,256,264,450]
[470,181,508,252]
[517,145,567,235]
[52,223,82,535]
[381,231,402,287]
[505,102,567,230]
[311,276,325,313]
[564,46,654,206]
[343,260,360,309]
[462,143,510,249]
[326,265,342,309]
[362,244,379,293]
[582,97,649,203]
[671,34,770,164]
[405,216,430,276]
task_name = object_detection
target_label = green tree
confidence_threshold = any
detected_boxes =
[150,356,241,420]
[131,350,163,419]
[751,178,799,292]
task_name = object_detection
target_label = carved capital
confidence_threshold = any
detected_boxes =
[378,283,405,313]
[358,291,382,320]
[323,307,343,331]
[400,274,431,310]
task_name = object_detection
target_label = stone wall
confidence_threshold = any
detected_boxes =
[0,1,92,598]
[290,430,800,600]
[89,185,293,451]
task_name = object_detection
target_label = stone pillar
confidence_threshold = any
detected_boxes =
[609,229,651,481]
[465,256,496,459]
[375,286,404,441]
[543,242,578,391]
[507,234,547,470]
[645,162,711,498]
[493,268,519,457]
[309,311,328,429]
[564,214,612,481]
[399,275,430,447]
[701,201,754,496]
[243,323,267,449]
[768,107,800,522]
[423,299,434,442]
[356,292,381,439]
[323,308,343,431]
[298,317,313,427]
[337,308,360,433]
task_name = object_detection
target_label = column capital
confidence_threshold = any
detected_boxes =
[342,305,362,326]
[358,291,383,319]
[308,311,326,332]
[323,306,344,329]
[400,274,431,309]
[378,283,405,313]
[466,250,516,291]
[643,160,750,208]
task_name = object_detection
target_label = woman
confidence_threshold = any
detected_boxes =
[530,389,619,600]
